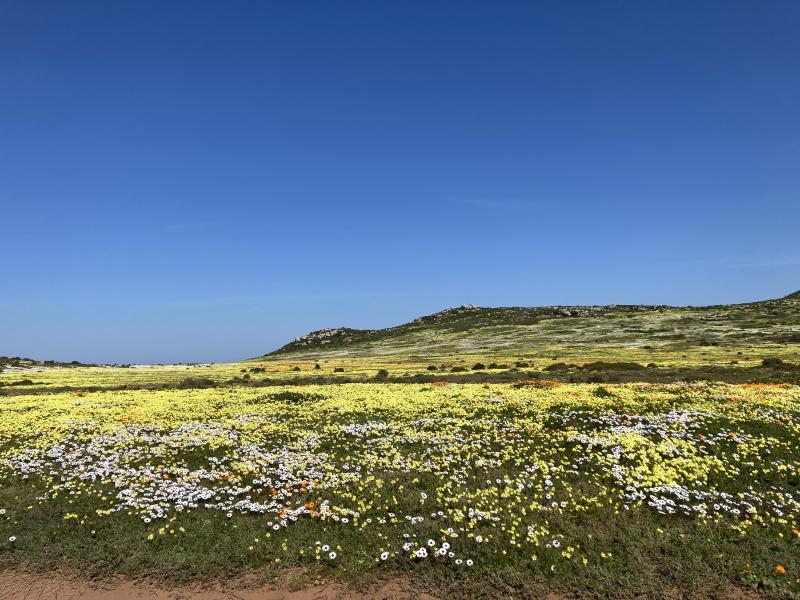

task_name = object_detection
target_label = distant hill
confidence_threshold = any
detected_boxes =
[0,356,94,373]
[263,293,800,359]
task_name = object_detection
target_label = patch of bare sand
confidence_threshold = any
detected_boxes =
[0,571,765,599]
[0,570,441,600]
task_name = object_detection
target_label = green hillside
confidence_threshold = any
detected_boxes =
[266,294,800,360]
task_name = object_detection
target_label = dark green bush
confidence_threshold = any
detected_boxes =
[268,391,326,403]
[544,362,571,372]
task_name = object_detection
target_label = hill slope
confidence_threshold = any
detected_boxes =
[264,294,800,360]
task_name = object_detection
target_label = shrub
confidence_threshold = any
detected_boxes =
[292,366,301,371]
[375,369,389,379]
[581,361,645,371]
[334,367,345,373]
[515,361,529,368]
[177,377,217,389]
[314,364,321,370]
[450,366,467,372]
[762,357,784,368]
[472,363,486,370]
[427,365,438,371]
[268,391,326,403]
[544,362,571,372]
[594,386,615,398]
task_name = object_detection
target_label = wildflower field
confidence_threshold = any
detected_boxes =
[1,374,799,597]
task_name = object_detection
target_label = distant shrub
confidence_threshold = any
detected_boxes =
[544,362,571,372]
[472,363,486,370]
[762,357,784,368]
[334,367,345,373]
[581,361,645,371]
[268,391,326,404]
[292,366,301,371]
[426,365,438,371]
[647,363,657,368]
[14,379,34,386]
[375,369,389,379]
[451,366,467,372]
[594,386,615,398]
[177,377,217,389]
[515,361,530,368]
[250,367,266,373]
[314,363,321,370]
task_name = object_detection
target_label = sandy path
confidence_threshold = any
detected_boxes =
[0,571,442,600]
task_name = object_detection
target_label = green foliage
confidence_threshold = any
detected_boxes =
[264,295,800,363]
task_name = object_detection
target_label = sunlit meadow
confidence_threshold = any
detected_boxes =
[1,375,798,597]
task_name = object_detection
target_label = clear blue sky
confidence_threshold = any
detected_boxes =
[1,1,798,364]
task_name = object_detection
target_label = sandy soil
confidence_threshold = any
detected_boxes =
[0,570,762,599]
[0,571,442,600]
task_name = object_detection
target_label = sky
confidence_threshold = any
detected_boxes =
[1,1,799,364]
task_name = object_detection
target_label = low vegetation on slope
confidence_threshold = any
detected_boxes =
[266,296,800,360]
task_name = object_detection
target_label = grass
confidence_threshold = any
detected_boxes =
[1,380,799,598]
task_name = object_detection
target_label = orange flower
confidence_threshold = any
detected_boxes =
[792,528,799,537]
[775,565,786,575]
